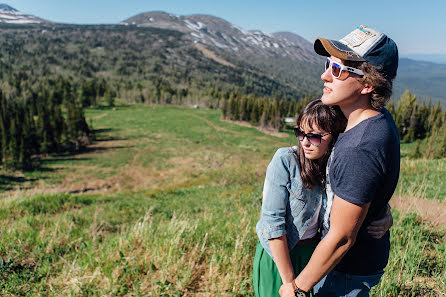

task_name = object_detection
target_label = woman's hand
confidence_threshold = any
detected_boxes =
[279,281,296,297]
[367,204,393,239]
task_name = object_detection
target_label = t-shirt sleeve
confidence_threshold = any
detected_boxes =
[330,147,382,205]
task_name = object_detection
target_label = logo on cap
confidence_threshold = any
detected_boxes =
[341,25,377,48]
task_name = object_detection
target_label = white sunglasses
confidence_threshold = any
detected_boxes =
[325,57,364,78]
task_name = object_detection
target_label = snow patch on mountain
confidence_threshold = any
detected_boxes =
[209,36,227,49]
[121,11,319,62]
[184,19,206,32]
[0,5,43,24]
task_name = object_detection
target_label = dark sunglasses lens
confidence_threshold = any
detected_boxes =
[294,128,304,141]
[308,134,322,145]
[325,59,330,71]
[293,128,299,137]
[331,62,341,77]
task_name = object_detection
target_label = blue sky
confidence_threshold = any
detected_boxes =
[5,0,446,56]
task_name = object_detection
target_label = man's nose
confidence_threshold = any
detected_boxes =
[321,66,332,82]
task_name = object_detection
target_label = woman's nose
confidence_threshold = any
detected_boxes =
[301,136,311,146]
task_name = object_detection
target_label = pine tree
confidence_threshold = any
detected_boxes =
[104,88,115,107]
[260,100,271,129]
[9,115,18,168]
[396,90,417,141]
[404,104,417,142]
[287,100,296,117]
[424,116,446,159]
[0,92,8,167]
[229,92,239,121]
[386,99,396,120]
[415,98,430,139]
[221,98,229,119]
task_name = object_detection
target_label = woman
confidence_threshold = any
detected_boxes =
[253,99,391,297]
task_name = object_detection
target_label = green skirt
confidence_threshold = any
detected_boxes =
[253,240,318,297]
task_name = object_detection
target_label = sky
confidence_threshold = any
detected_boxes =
[4,0,446,56]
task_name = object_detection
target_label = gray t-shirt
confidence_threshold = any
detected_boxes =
[325,108,400,275]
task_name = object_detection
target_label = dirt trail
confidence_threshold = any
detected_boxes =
[390,196,446,227]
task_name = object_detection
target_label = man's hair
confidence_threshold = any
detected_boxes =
[345,61,394,110]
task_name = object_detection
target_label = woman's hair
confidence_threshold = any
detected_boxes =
[344,60,393,110]
[295,99,347,189]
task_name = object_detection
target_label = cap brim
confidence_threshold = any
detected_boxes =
[314,38,365,62]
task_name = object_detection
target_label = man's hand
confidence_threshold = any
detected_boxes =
[367,205,393,239]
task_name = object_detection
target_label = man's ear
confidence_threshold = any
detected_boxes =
[361,84,374,95]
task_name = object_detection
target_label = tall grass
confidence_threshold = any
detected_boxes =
[397,146,445,200]
[1,105,444,296]
[373,211,445,296]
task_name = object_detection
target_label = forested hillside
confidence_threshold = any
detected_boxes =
[0,23,318,170]
[0,22,445,170]
[0,23,313,105]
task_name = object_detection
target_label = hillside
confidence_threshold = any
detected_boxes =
[393,58,446,103]
[121,11,319,62]
[122,11,446,105]
[0,7,445,105]
[122,11,325,98]
[0,105,443,296]
[0,4,46,24]
[0,22,320,105]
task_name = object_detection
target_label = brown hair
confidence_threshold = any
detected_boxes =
[344,60,394,110]
[295,99,347,189]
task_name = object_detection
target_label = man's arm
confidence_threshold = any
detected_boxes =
[279,196,370,296]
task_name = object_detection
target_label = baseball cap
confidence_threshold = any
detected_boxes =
[314,25,398,79]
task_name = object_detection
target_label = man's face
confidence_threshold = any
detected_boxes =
[320,56,365,108]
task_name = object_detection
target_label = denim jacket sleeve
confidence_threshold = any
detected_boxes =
[257,147,293,239]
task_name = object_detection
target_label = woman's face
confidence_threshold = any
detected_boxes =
[298,121,333,160]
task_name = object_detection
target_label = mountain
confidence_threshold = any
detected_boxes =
[121,11,319,63]
[0,3,47,24]
[0,7,444,105]
[393,58,446,104]
[402,54,446,65]
[121,11,324,99]
[0,22,314,107]
[121,11,446,105]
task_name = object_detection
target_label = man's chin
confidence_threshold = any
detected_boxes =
[321,96,335,106]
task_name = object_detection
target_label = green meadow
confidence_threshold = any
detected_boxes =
[1,105,445,296]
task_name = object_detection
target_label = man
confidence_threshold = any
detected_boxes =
[279,25,400,297]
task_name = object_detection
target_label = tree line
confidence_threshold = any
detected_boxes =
[221,90,446,159]
[221,91,314,130]
[0,77,90,170]
[387,90,445,159]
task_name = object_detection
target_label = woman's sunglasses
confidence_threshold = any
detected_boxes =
[325,57,364,79]
[294,127,330,146]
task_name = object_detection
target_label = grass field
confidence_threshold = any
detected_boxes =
[0,105,445,296]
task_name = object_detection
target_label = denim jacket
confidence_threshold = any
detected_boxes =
[256,147,327,259]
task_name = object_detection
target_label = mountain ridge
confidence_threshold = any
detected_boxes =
[121,11,319,63]
[0,5,444,104]
[0,3,47,24]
